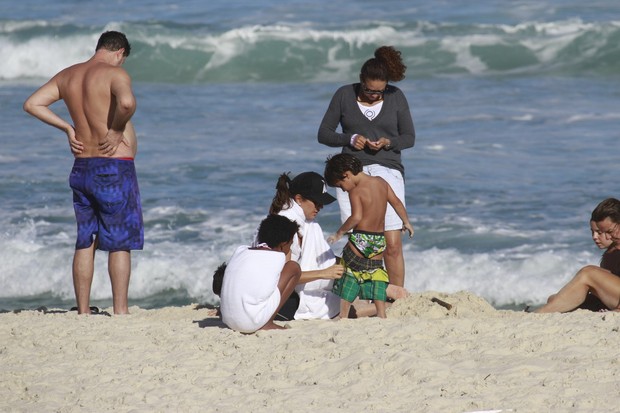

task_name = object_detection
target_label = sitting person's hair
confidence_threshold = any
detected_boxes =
[269,173,293,215]
[257,214,300,248]
[592,198,620,223]
[212,262,227,296]
[324,153,363,187]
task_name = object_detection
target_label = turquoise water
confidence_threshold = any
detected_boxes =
[1,0,619,311]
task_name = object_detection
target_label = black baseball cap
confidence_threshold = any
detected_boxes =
[289,172,336,206]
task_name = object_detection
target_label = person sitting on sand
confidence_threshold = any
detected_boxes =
[324,153,414,318]
[536,198,620,313]
[574,210,620,311]
[267,171,342,319]
[219,215,301,332]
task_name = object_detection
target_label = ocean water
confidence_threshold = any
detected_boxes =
[1,0,619,311]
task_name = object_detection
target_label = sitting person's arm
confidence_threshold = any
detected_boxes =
[298,264,344,284]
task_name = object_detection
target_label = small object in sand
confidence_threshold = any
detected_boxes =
[431,297,453,310]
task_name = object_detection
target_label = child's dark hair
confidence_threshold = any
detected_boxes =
[269,173,293,215]
[257,214,300,248]
[591,198,620,224]
[324,153,363,187]
[360,46,406,83]
[212,262,227,296]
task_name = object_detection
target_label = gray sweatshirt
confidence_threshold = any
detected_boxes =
[317,83,415,176]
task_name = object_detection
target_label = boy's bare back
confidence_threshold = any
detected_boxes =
[325,153,414,245]
[348,175,390,233]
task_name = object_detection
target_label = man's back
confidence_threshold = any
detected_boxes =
[56,59,136,158]
[24,42,137,160]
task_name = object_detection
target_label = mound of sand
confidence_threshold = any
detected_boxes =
[388,290,498,318]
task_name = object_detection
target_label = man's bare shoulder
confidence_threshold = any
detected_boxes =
[55,61,89,77]
[60,60,127,78]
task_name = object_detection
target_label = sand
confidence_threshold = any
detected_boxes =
[1,291,618,412]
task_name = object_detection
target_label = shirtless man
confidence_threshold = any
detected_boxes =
[23,31,143,315]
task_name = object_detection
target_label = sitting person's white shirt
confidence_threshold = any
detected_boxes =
[220,245,285,333]
[279,202,340,320]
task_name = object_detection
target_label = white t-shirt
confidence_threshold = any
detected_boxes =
[220,245,284,333]
[357,100,383,120]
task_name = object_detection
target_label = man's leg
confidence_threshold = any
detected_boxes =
[109,250,131,315]
[384,230,405,287]
[261,261,301,330]
[73,243,96,314]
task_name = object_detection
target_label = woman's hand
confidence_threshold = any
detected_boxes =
[351,134,367,150]
[323,263,344,280]
[367,137,391,151]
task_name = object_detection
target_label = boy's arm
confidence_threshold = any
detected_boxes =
[327,191,362,244]
[387,185,414,238]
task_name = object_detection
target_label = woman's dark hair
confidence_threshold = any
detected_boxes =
[257,214,300,248]
[269,173,294,215]
[591,198,620,223]
[360,46,406,83]
[96,31,131,57]
[323,153,363,187]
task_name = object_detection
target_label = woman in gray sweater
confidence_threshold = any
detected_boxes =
[317,45,415,288]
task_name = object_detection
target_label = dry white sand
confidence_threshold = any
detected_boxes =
[1,291,618,412]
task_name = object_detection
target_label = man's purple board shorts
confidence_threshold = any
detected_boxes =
[69,157,144,251]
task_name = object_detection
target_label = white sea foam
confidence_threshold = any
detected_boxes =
[409,246,598,307]
[0,35,92,79]
[2,18,618,81]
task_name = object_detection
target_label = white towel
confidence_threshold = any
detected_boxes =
[279,202,340,319]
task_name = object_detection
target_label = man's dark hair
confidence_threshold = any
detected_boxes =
[323,153,363,187]
[591,198,620,224]
[96,31,131,57]
[257,214,299,248]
